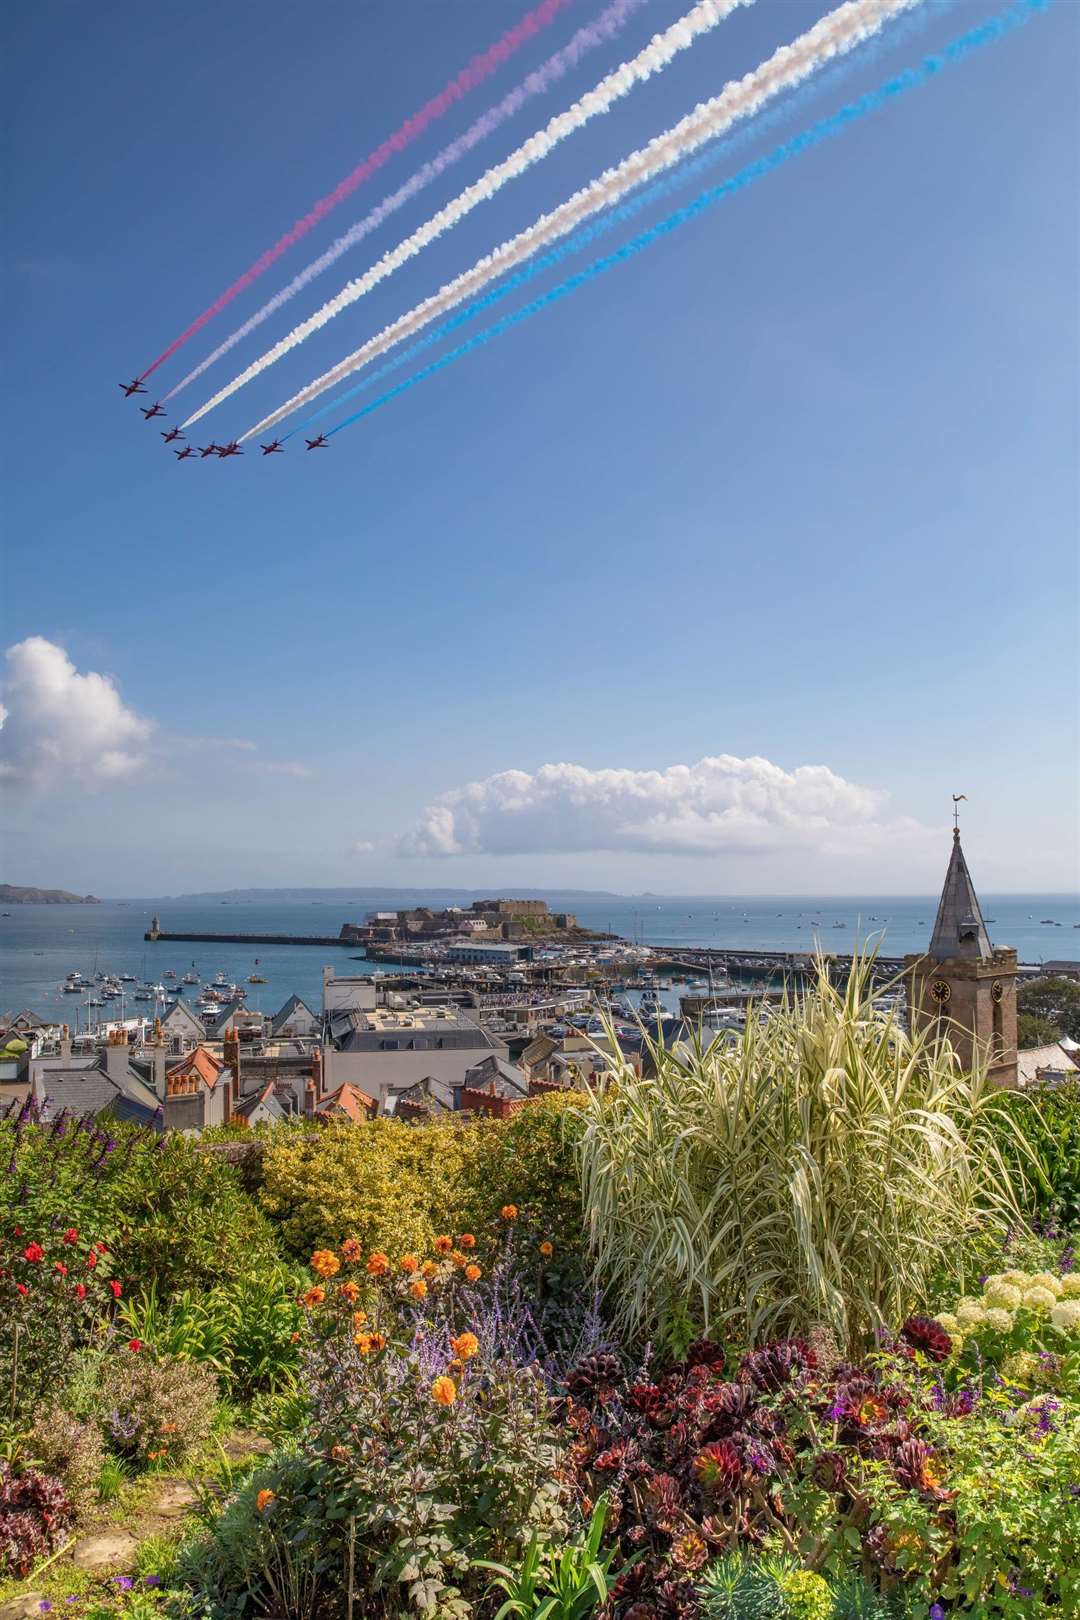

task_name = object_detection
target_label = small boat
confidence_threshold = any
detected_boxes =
[248,974,267,984]
[163,970,177,981]
[119,972,137,983]
[182,971,199,985]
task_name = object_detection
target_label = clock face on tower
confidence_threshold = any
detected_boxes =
[930,979,952,1005]
[991,980,1004,1003]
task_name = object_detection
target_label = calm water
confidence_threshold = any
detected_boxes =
[1,891,1077,1023]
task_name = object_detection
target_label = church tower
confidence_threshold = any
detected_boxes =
[903,819,1017,1087]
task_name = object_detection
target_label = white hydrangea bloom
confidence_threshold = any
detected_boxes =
[1022,1286,1058,1311]
[984,1282,1023,1310]
[1049,1299,1080,1334]
[1060,1274,1080,1299]
[956,1303,987,1328]
[934,1313,960,1335]
[1029,1272,1064,1298]
[999,1270,1031,1288]
[983,1307,1014,1333]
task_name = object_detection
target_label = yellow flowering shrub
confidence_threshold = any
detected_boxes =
[257,1093,587,1271]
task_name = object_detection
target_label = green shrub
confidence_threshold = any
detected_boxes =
[97,1351,218,1468]
[577,954,1029,1353]
[0,1221,125,1425]
[0,1115,283,1298]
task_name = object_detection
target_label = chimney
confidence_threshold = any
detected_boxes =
[223,1029,240,1098]
[150,1018,167,1102]
[60,1023,72,1062]
[105,1026,129,1083]
[311,1046,323,1102]
[304,1077,317,1120]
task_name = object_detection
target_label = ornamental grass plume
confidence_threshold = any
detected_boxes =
[577,950,1034,1354]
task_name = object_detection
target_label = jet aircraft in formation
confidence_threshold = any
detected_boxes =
[121,381,327,462]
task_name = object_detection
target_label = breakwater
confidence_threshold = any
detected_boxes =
[145,929,353,947]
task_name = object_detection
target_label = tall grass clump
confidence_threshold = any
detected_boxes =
[578,952,1031,1354]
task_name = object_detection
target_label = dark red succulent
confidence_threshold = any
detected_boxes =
[692,1438,743,1496]
[684,1339,726,1371]
[566,1352,624,1402]
[739,1338,817,1392]
[900,1316,952,1363]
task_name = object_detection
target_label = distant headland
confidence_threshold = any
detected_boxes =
[0,884,100,905]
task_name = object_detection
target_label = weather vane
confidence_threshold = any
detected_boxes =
[952,793,967,830]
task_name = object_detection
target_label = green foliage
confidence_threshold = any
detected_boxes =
[96,1351,218,1468]
[479,1497,626,1620]
[699,1554,832,1620]
[859,1399,1080,1616]
[117,1268,302,1398]
[96,1452,130,1503]
[577,953,1029,1353]
[1017,976,1080,1040]
[1017,1012,1063,1048]
[990,1083,1080,1225]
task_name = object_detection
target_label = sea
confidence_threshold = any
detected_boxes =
[1,891,1077,1026]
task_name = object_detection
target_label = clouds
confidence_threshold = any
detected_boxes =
[0,637,311,794]
[398,755,929,859]
[0,636,154,792]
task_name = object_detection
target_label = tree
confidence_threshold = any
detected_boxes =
[1017,1012,1064,1049]
[1017,977,1080,1041]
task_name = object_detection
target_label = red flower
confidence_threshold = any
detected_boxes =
[900,1316,952,1364]
[127,1339,142,1353]
[62,1228,79,1245]
[23,1242,44,1263]
[13,1226,21,1237]
[86,1251,98,1269]
[75,1283,86,1300]
[16,1283,28,1296]
[109,1280,122,1298]
[54,1262,68,1276]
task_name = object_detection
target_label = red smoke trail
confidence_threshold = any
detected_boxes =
[138,0,573,382]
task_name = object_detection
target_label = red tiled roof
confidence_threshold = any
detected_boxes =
[317,1082,377,1122]
[166,1046,224,1090]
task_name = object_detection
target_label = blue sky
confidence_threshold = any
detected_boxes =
[2,0,1077,897]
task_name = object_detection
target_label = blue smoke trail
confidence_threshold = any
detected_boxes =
[286,0,963,442]
[321,0,1052,444]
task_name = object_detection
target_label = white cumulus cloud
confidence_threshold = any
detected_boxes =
[0,637,153,792]
[398,756,926,859]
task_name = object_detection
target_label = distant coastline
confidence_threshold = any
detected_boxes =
[0,884,100,905]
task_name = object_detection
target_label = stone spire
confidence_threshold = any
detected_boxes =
[927,827,992,962]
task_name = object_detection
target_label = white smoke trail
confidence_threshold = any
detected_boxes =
[164,0,653,403]
[181,0,755,430]
[237,0,921,444]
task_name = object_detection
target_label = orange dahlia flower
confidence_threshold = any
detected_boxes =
[366,1251,390,1277]
[500,1205,518,1221]
[301,1285,325,1307]
[409,1279,428,1301]
[458,1233,477,1249]
[431,1376,457,1406]
[400,1254,419,1274]
[340,1237,362,1263]
[433,1235,453,1254]
[310,1249,340,1278]
[539,1241,554,1258]
[451,1331,479,1360]
[464,1264,482,1283]
[256,1489,275,1513]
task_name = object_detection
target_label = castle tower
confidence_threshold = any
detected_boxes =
[903,818,1017,1087]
